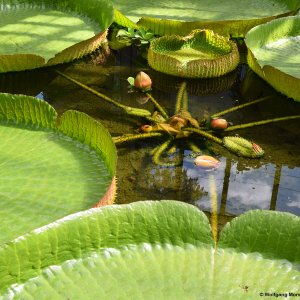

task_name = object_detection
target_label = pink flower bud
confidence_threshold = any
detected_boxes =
[252,142,263,154]
[134,71,152,91]
[210,118,228,130]
[194,155,220,170]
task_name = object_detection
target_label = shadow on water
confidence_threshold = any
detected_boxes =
[0,45,299,227]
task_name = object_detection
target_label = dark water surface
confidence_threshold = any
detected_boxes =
[1,45,299,226]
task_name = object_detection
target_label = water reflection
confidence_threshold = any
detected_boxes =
[276,166,300,214]
[143,154,300,218]
[0,45,299,224]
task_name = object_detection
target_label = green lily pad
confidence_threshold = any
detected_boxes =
[245,15,300,102]
[148,30,239,78]
[0,201,299,298]
[0,0,114,72]
[0,93,117,245]
[112,0,300,36]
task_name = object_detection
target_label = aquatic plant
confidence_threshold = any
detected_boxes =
[0,0,114,72]
[0,93,117,245]
[245,15,300,102]
[112,0,300,37]
[117,27,155,45]
[56,70,300,166]
[147,29,240,78]
[127,71,152,92]
[0,200,299,298]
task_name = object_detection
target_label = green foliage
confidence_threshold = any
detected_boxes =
[110,27,155,50]
[112,0,300,36]
[246,15,300,102]
[219,210,300,263]
[0,201,299,298]
[0,0,114,72]
[223,136,265,158]
[148,29,240,78]
[0,93,117,245]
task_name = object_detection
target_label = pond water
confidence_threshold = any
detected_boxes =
[1,45,299,227]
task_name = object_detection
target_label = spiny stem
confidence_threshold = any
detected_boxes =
[113,132,163,144]
[182,88,188,111]
[144,116,162,123]
[55,70,152,118]
[146,93,169,120]
[187,141,201,153]
[211,95,273,118]
[184,127,223,144]
[225,115,300,132]
[175,82,188,113]
[152,138,182,167]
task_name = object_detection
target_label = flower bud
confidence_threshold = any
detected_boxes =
[210,118,228,130]
[139,124,153,133]
[194,155,220,170]
[134,71,152,91]
[252,142,263,155]
[223,136,264,158]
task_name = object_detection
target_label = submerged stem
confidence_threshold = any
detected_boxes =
[187,141,201,153]
[55,70,152,118]
[146,93,169,120]
[184,127,223,145]
[113,132,163,144]
[152,138,182,167]
[225,115,300,132]
[175,82,188,113]
[211,95,273,118]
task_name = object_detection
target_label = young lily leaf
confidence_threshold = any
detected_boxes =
[245,15,300,102]
[112,0,300,37]
[0,201,299,298]
[0,93,117,245]
[0,0,114,73]
[148,30,239,78]
[127,76,135,86]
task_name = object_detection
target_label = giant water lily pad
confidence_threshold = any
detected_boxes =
[246,15,300,102]
[148,30,239,78]
[0,201,299,298]
[112,0,300,36]
[0,0,113,72]
[0,93,117,245]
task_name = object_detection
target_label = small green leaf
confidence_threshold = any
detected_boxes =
[145,32,154,39]
[116,29,130,37]
[127,77,135,86]
[128,27,136,36]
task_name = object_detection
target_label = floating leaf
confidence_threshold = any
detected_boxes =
[112,0,300,36]
[148,30,239,78]
[0,93,117,244]
[0,0,114,72]
[245,15,300,101]
[0,201,299,298]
